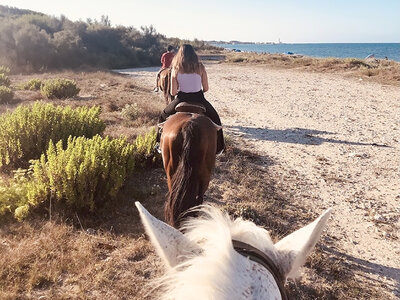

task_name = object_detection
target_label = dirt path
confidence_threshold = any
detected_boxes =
[117,63,400,298]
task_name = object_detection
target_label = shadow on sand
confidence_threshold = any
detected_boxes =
[226,125,390,147]
[321,245,400,296]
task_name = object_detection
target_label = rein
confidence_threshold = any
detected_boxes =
[232,240,288,300]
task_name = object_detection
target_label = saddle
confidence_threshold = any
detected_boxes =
[175,102,206,114]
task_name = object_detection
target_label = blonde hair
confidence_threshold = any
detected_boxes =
[171,44,201,74]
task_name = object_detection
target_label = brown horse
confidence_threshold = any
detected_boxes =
[157,68,175,105]
[160,111,221,228]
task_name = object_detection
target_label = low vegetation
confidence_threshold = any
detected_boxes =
[40,78,80,99]
[224,52,400,86]
[20,135,135,218]
[0,102,105,170]
[0,73,11,86]
[0,65,10,74]
[0,173,31,219]
[0,65,13,103]
[133,128,160,168]
[121,103,141,120]
[21,78,42,90]
[0,85,13,103]
[0,129,159,221]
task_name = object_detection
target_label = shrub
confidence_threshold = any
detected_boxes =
[0,73,11,86]
[347,59,371,69]
[121,103,141,120]
[26,135,135,212]
[40,78,80,99]
[0,102,105,169]
[0,86,13,103]
[0,174,31,221]
[0,66,10,75]
[0,129,159,220]
[22,78,42,90]
[133,127,160,167]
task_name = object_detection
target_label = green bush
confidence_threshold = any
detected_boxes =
[0,129,159,220]
[0,102,105,169]
[0,173,31,221]
[121,103,141,120]
[0,86,13,103]
[0,74,11,87]
[0,66,10,75]
[133,127,160,167]
[40,78,80,99]
[22,78,42,90]
[27,135,135,211]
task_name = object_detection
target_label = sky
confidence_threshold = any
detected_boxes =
[0,0,399,43]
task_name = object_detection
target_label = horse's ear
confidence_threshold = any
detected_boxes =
[274,208,332,279]
[135,202,200,269]
[210,120,222,131]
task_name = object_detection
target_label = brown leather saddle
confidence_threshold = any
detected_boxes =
[175,102,206,114]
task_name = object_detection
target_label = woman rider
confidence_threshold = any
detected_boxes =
[157,44,225,154]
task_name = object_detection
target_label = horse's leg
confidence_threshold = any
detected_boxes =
[162,145,172,191]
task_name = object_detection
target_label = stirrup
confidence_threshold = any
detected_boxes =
[154,142,161,154]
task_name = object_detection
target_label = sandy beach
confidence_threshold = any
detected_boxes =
[126,62,400,298]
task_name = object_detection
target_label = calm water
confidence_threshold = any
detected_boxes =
[212,43,400,61]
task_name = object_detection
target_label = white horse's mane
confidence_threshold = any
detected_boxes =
[152,205,279,300]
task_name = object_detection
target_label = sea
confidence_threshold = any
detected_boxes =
[211,43,400,62]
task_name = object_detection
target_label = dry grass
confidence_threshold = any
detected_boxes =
[0,71,388,299]
[223,52,400,86]
[0,166,167,300]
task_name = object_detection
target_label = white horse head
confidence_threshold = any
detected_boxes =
[136,202,331,300]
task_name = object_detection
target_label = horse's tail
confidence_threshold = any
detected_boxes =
[164,120,203,228]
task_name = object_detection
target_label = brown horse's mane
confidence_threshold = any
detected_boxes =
[164,119,203,227]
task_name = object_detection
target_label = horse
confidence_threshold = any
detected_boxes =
[159,105,222,228]
[135,202,332,300]
[157,68,175,105]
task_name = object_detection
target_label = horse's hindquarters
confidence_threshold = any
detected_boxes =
[161,113,218,227]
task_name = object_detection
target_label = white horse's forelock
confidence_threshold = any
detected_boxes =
[151,205,281,300]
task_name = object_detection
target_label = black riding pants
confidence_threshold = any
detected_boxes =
[158,91,225,153]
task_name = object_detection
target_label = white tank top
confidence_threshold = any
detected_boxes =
[177,73,202,93]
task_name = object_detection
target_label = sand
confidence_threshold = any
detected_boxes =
[119,62,400,298]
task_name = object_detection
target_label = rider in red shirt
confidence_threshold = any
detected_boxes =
[161,48,174,68]
[154,45,175,92]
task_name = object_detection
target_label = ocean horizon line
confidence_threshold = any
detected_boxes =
[210,42,400,61]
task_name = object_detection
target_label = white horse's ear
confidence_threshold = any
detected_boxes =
[135,202,199,269]
[274,208,332,279]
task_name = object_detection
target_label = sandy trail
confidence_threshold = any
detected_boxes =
[118,63,400,298]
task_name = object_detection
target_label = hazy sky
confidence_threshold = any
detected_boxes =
[1,0,399,43]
